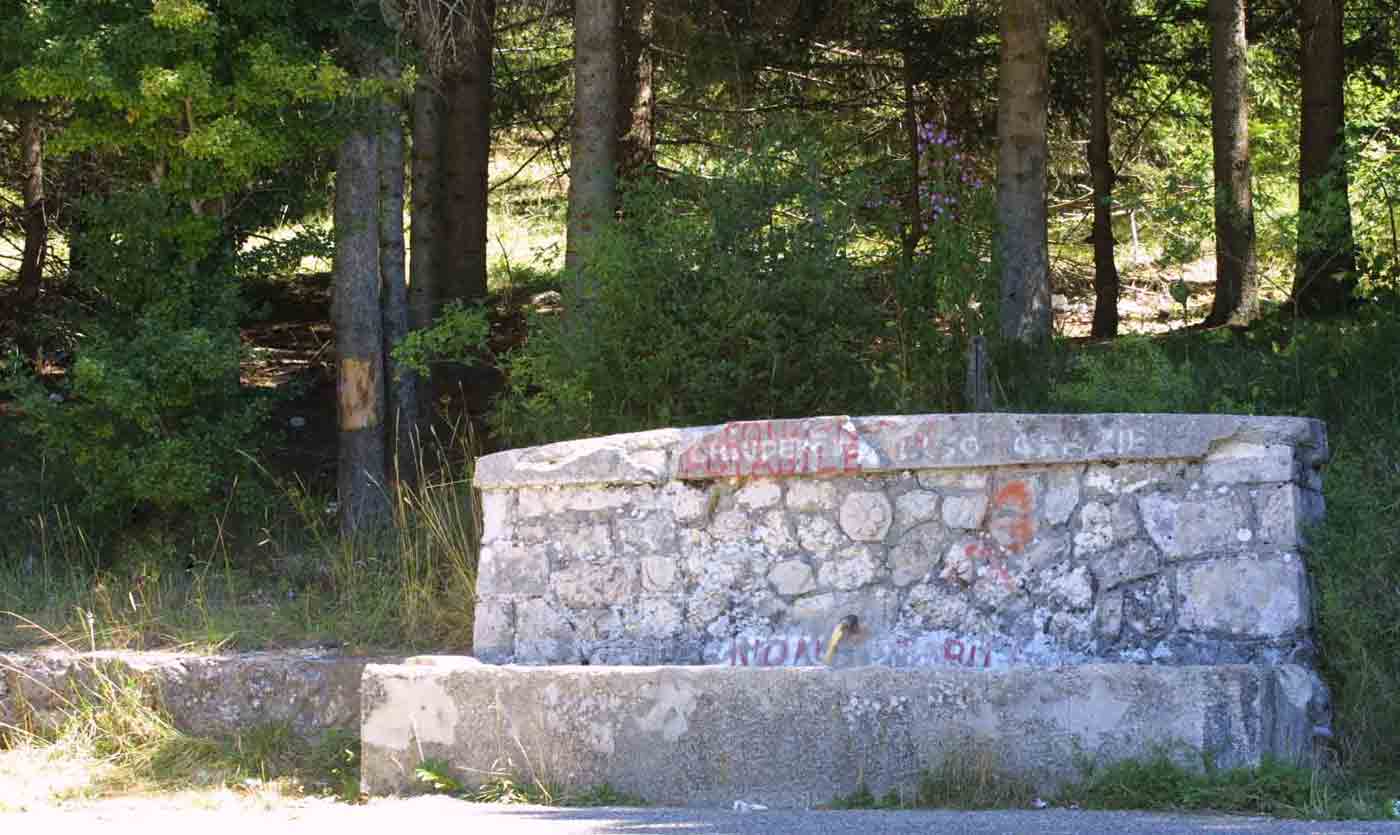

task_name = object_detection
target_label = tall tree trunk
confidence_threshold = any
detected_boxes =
[16,106,47,313]
[566,0,622,291]
[1294,0,1356,314]
[1205,0,1259,326]
[617,0,656,179]
[335,119,389,534]
[996,0,1052,344]
[440,0,496,306]
[379,56,418,483]
[1087,12,1121,338]
[410,78,441,424]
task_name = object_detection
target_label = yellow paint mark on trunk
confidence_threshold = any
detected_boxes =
[339,357,381,431]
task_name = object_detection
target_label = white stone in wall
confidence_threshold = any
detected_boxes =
[1255,484,1323,547]
[786,480,837,512]
[1122,577,1173,636]
[735,480,783,509]
[554,522,615,562]
[480,491,512,544]
[1203,441,1295,484]
[796,515,846,556]
[667,482,711,524]
[477,542,548,597]
[942,494,989,529]
[1140,493,1254,559]
[710,510,751,543]
[839,492,894,542]
[1045,565,1094,610]
[768,560,816,596]
[756,510,797,554]
[1072,500,1138,555]
[1095,591,1123,641]
[903,583,980,631]
[618,513,678,557]
[1093,540,1161,589]
[894,491,941,533]
[818,545,882,591]
[553,562,637,608]
[630,598,685,638]
[1177,556,1309,636]
[1042,467,1082,525]
[473,598,515,660]
[515,598,574,662]
[889,523,946,587]
[564,486,637,512]
[1085,462,1183,495]
[641,557,680,592]
[917,469,989,490]
[516,488,560,518]
[941,538,979,585]
[1020,529,1072,571]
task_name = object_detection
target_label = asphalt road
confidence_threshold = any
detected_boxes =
[8,795,1400,834]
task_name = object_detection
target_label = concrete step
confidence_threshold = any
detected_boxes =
[360,658,1323,807]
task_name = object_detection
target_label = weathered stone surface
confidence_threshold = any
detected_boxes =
[1139,493,1254,559]
[839,492,893,542]
[475,414,1327,489]
[472,413,1327,670]
[361,662,1321,804]
[476,542,547,597]
[1178,556,1309,637]
[472,598,515,662]
[1,650,375,740]
[768,560,817,596]
[785,480,836,512]
[1204,441,1296,484]
[734,479,782,509]
[942,494,989,530]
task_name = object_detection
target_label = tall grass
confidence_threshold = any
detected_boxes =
[1,423,481,653]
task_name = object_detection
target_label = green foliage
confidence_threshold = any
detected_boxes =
[2,191,266,537]
[1061,754,1392,819]
[495,136,883,444]
[415,757,464,795]
[392,301,492,378]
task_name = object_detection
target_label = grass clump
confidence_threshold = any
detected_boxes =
[1061,754,1395,820]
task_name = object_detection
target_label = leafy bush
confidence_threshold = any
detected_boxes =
[494,137,884,444]
[2,189,267,543]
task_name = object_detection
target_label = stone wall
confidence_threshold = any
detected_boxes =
[473,414,1328,671]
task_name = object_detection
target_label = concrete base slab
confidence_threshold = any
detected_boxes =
[360,659,1324,807]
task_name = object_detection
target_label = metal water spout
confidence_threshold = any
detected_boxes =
[823,614,860,666]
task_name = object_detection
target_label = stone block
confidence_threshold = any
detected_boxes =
[476,542,547,597]
[893,490,941,533]
[917,469,989,490]
[1072,499,1139,556]
[1203,441,1296,484]
[786,480,837,512]
[472,598,515,662]
[1092,540,1161,589]
[1139,492,1253,559]
[553,563,638,609]
[768,560,816,596]
[817,545,883,591]
[796,514,845,556]
[514,599,576,662]
[1042,466,1082,525]
[1255,484,1324,547]
[735,479,782,509]
[1178,556,1309,637]
[361,663,1320,804]
[839,491,894,542]
[640,557,680,592]
[889,523,946,587]
[617,513,677,557]
[479,491,511,544]
[942,494,989,530]
[668,482,711,524]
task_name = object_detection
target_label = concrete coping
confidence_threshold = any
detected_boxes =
[475,413,1328,489]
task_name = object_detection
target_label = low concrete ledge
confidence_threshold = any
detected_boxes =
[360,659,1326,807]
[1,650,386,739]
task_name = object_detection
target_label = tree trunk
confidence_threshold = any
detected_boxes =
[335,120,389,534]
[410,80,441,338]
[617,0,656,179]
[996,0,1052,344]
[16,105,47,312]
[1205,0,1259,327]
[566,0,622,314]
[439,0,495,306]
[379,56,419,484]
[1294,0,1356,314]
[1087,12,1121,338]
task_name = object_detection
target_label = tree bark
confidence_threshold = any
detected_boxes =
[335,119,389,534]
[16,105,47,312]
[410,79,441,337]
[617,0,656,180]
[439,0,496,306]
[379,56,419,484]
[566,0,622,308]
[1294,0,1356,314]
[1087,11,1120,338]
[1205,0,1259,327]
[996,0,1052,344]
